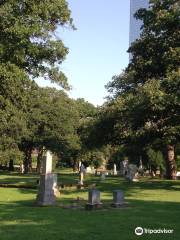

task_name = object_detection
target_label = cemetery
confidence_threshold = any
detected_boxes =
[0,0,180,239]
[0,150,180,239]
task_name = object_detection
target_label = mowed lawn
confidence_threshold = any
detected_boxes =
[0,171,180,240]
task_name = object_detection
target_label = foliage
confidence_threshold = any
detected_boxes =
[0,147,24,166]
[0,0,75,169]
[146,148,165,171]
[0,0,74,87]
[75,98,97,119]
[96,0,180,177]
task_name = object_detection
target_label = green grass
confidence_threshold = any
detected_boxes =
[0,170,180,240]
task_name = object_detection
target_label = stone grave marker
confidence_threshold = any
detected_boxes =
[126,164,139,182]
[42,150,52,174]
[86,189,102,210]
[120,159,129,176]
[36,150,59,206]
[100,172,106,181]
[113,164,117,175]
[112,190,125,207]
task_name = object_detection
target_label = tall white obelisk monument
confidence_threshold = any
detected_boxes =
[129,0,149,48]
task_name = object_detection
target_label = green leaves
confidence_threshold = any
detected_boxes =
[98,0,180,163]
[0,1,75,166]
[0,0,73,87]
[128,0,180,83]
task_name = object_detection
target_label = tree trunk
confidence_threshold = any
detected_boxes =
[24,148,32,174]
[29,156,32,173]
[36,148,43,173]
[8,159,14,171]
[166,145,177,180]
[72,159,78,172]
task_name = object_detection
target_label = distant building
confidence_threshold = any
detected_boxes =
[129,0,149,58]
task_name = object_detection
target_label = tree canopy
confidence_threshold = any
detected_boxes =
[95,0,180,179]
[0,0,74,87]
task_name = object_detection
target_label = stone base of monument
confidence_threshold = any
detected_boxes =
[85,203,103,210]
[85,189,102,210]
[111,202,129,208]
[36,173,58,206]
[77,183,84,189]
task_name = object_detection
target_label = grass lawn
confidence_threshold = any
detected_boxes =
[0,170,180,240]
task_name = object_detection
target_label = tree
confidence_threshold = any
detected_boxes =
[20,86,81,173]
[103,0,180,179]
[0,1,74,170]
[146,148,165,176]
[0,64,29,169]
[0,0,74,87]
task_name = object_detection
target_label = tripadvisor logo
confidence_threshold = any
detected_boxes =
[135,227,143,236]
[135,227,174,236]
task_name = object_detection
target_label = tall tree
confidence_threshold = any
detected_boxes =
[20,86,81,173]
[0,0,74,169]
[0,0,74,87]
[104,0,180,179]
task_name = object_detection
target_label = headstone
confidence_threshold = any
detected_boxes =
[139,158,143,170]
[53,174,60,197]
[20,162,24,174]
[42,150,52,174]
[36,150,59,206]
[112,190,124,207]
[86,189,102,210]
[113,164,117,175]
[80,172,84,185]
[79,163,86,185]
[100,172,106,181]
[78,161,81,171]
[126,164,138,182]
[176,171,180,180]
[120,159,129,176]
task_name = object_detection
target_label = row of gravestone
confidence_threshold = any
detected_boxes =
[37,184,126,209]
[36,151,127,208]
[86,189,127,210]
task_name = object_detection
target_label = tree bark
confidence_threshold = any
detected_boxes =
[36,147,43,173]
[72,159,78,172]
[166,145,177,180]
[8,159,14,171]
[24,147,32,174]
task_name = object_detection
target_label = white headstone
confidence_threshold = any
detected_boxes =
[36,151,60,206]
[127,164,138,181]
[100,173,106,181]
[113,164,117,175]
[42,150,52,174]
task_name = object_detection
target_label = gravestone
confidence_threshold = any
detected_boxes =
[36,150,59,206]
[79,163,86,185]
[100,172,106,181]
[42,150,52,174]
[126,164,138,182]
[53,174,60,197]
[86,189,102,210]
[113,164,117,175]
[112,190,124,207]
[120,159,129,176]
[176,171,180,180]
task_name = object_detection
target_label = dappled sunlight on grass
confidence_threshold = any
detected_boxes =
[0,172,180,240]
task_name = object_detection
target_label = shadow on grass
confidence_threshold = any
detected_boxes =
[0,197,180,240]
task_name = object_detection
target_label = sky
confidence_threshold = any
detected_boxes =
[35,0,130,106]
